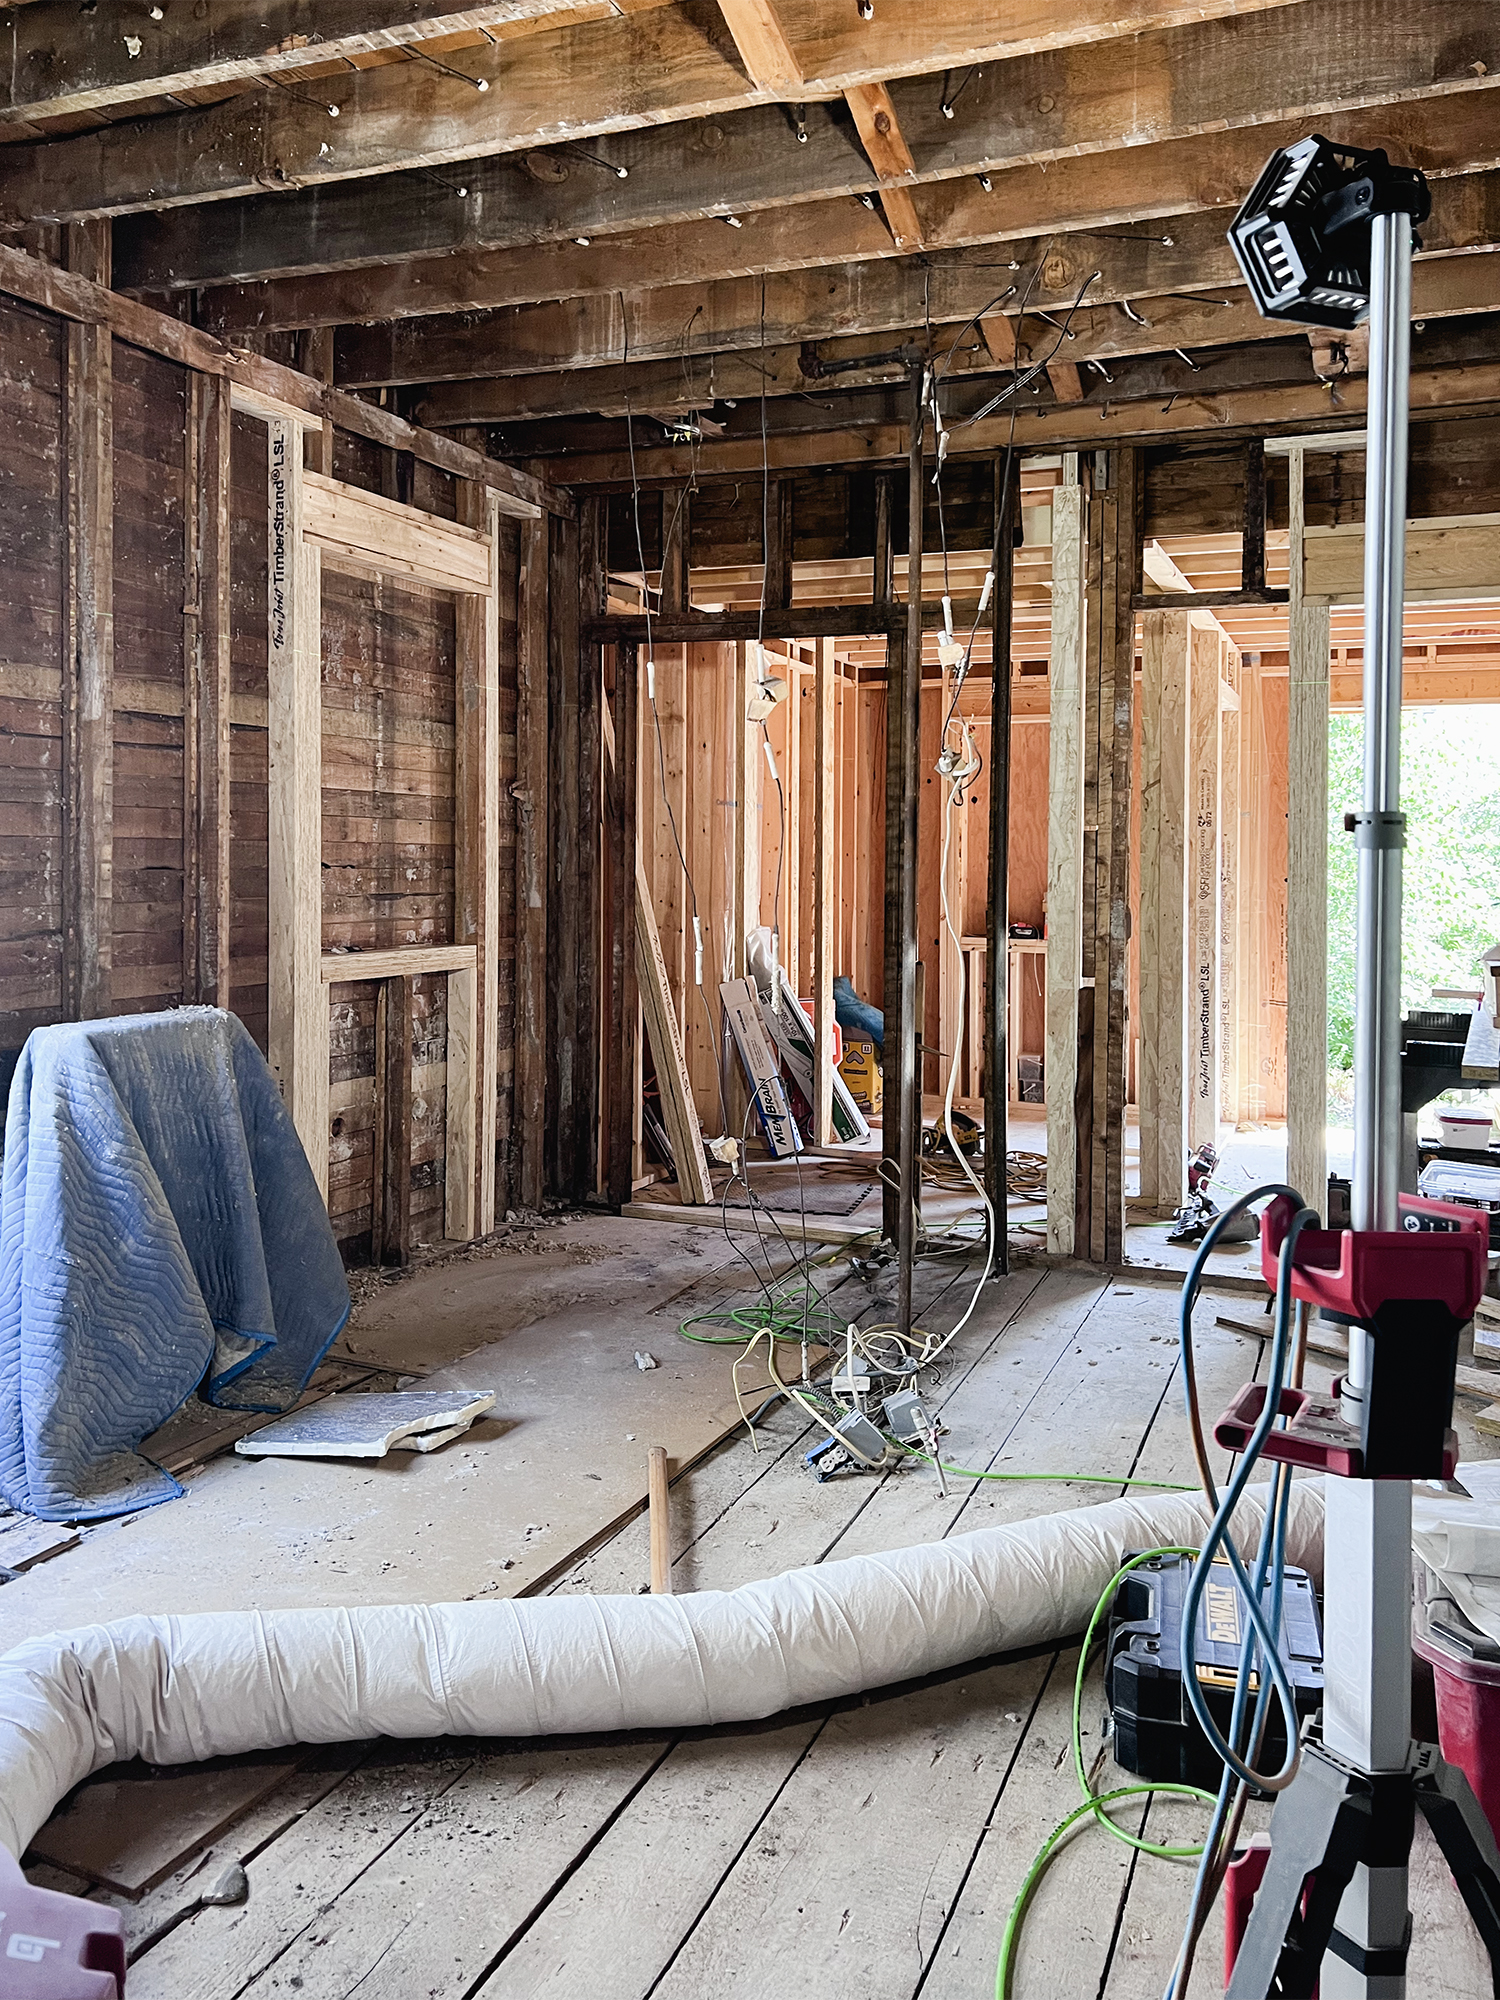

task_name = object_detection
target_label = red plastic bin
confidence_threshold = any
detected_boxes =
[1413,1566,1500,1840]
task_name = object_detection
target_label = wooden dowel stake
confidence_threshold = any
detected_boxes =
[647,1445,672,1594]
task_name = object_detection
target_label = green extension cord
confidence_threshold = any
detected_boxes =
[994,1547,1218,1999]
[899,1444,1192,1496]
[678,1275,848,1346]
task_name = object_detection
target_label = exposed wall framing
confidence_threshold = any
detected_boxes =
[0,245,586,1259]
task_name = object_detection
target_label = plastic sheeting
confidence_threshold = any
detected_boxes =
[0,1480,1325,1860]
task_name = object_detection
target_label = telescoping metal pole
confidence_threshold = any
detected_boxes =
[1321,207,1415,1999]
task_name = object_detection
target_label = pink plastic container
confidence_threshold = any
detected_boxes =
[0,1843,124,1997]
[1413,1571,1500,1839]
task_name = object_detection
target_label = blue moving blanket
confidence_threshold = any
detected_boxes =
[0,1008,350,1520]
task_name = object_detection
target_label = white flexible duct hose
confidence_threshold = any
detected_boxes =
[0,1481,1324,1859]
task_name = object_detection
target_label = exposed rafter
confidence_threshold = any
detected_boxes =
[195,145,1500,337]
[1,0,1477,224]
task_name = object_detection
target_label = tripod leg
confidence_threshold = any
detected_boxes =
[1228,1752,1365,2000]
[1415,1750,1500,1995]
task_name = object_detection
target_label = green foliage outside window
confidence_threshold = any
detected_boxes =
[1326,706,1500,1117]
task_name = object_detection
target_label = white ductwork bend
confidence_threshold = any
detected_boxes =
[0,1481,1325,1860]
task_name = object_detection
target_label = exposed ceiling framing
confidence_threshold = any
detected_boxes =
[2,0,1498,490]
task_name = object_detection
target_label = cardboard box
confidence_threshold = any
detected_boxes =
[838,1037,882,1115]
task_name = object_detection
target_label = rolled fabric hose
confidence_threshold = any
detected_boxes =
[0,1479,1323,1859]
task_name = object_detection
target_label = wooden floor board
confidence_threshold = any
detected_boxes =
[226,1740,672,2000]
[129,1753,476,2000]
[472,1722,824,2000]
[646,1655,1052,2000]
[915,1650,1133,2000]
[100,1245,1500,2000]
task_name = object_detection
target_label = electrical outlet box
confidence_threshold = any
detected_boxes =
[882,1389,935,1442]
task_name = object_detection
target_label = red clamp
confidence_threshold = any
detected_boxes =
[1213,1381,1459,1480]
[1259,1193,1487,1323]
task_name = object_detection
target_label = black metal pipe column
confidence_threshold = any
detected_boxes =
[983,457,1020,1274]
[896,363,926,1336]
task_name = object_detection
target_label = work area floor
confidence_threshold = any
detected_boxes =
[626,1099,1323,1293]
[17,1230,1500,1999]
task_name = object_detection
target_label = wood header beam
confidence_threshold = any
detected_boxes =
[531,349,1500,485]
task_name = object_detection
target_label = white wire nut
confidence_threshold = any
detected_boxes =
[942,595,954,640]
[645,655,655,701]
[977,568,995,614]
[763,737,778,781]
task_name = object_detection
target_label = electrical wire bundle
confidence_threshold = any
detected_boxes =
[993,1184,1317,2000]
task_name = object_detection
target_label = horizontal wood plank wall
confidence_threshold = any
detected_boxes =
[0,298,68,1056]
[320,566,458,1254]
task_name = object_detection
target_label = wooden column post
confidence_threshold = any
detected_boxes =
[660,486,691,614]
[576,527,603,1204]
[1138,610,1190,1214]
[548,500,594,1202]
[892,366,925,1327]
[295,326,336,478]
[186,372,232,1009]
[1286,446,1331,1210]
[1045,456,1086,1259]
[376,975,414,1264]
[1187,622,1223,1155]
[1078,448,1140,1265]
[1219,645,1242,1126]
[264,413,328,1187]
[812,636,836,1145]
[606,644,640,1210]
[983,456,1018,1265]
[873,475,896,610]
[453,481,501,1238]
[514,514,550,1214]
[62,220,113,1022]
[765,478,795,611]
[1236,654,1266,1121]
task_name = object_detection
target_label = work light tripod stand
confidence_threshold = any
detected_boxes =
[1214,138,1500,1999]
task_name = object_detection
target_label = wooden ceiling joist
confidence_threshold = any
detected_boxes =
[334,209,1500,394]
[0,0,586,130]
[2,0,1488,225]
[1,0,1293,132]
[844,81,923,250]
[116,72,1500,298]
[519,351,1500,485]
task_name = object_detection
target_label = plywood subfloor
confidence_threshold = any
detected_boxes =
[24,1252,1500,1999]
